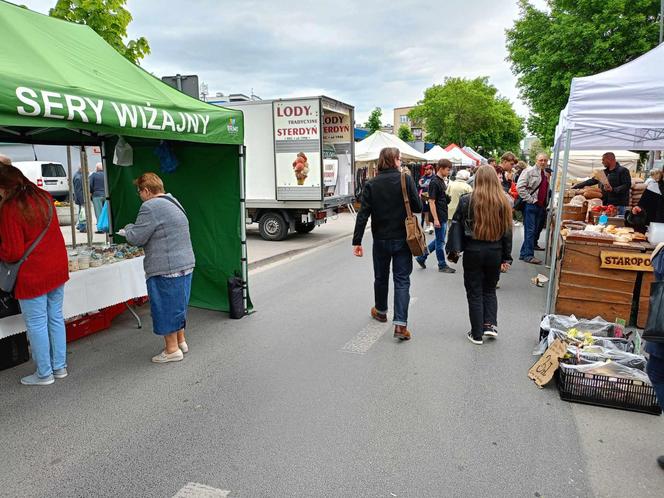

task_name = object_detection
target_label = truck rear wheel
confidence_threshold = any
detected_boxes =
[259,212,289,241]
[295,221,315,234]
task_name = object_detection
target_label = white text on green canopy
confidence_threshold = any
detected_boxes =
[15,86,211,134]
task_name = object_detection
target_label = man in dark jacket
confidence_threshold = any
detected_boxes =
[353,147,422,341]
[72,168,86,232]
[89,162,106,220]
[573,152,632,214]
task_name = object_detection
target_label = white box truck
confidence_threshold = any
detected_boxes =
[223,96,355,240]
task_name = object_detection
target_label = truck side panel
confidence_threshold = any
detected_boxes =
[240,102,276,201]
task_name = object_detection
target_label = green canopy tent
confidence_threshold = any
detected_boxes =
[0,0,250,313]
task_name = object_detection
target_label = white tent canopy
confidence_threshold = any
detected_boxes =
[355,131,427,163]
[566,149,640,179]
[463,146,487,163]
[445,145,477,167]
[554,42,664,151]
[547,42,664,314]
[423,145,453,162]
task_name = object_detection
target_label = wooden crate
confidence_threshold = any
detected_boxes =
[637,272,656,329]
[555,241,638,323]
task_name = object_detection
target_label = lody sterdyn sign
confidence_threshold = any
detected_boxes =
[15,86,212,135]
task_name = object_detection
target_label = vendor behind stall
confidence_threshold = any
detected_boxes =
[572,152,631,215]
[632,176,664,225]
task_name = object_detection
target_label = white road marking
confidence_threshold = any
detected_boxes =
[173,482,230,498]
[341,298,418,354]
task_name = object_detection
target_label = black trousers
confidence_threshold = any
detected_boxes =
[462,246,501,339]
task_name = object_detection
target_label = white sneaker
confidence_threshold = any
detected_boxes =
[151,349,184,363]
[178,341,189,354]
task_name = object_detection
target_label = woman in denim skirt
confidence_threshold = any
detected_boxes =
[120,173,195,363]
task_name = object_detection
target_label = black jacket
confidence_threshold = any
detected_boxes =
[573,163,631,206]
[352,168,422,245]
[452,194,513,264]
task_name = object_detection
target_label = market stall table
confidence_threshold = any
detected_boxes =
[0,257,147,340]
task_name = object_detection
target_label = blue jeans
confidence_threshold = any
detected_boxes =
[616,206,627,216]
[520,203,545,260]
[92,196,105,221]
[416,222,448,269]
[372,239,413,326]
[647,352,664,411]
[18,286,67,378]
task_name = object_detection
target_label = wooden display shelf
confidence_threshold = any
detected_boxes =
[555,240,641,323]
[555,237,655,326]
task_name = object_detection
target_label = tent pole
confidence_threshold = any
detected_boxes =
[80,146,94,247]
[545,129,572,314]
[239,144,248,314]
[100,141,112,242]
[66,146,77,248]
[544,145,561,266]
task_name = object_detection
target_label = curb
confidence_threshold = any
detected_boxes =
[248,231,353,271]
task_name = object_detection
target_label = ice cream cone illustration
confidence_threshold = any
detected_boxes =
[292,152,309,186]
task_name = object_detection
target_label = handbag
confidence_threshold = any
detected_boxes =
[0,199,53,293]
[401,173,427,257]
[446,195,472,260]
[514,180,541,212]
[0,290,21,318]
[643,280,664,343]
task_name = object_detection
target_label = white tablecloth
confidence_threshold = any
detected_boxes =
[0,257,147,339]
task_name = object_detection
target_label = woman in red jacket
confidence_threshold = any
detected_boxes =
[0,165,69,386]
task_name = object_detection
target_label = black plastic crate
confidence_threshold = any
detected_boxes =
[557,366,661,415]
[0,332,29,371]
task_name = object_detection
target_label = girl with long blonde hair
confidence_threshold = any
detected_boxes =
[450,165,513,345]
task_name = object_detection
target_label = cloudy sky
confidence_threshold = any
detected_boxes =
[20,0,547,126]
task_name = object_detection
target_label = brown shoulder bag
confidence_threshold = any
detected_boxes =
[401,173,427,256]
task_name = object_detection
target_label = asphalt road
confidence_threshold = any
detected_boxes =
[1,229,663,497]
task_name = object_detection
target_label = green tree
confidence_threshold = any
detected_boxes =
[397,124,415,142]
[364,107,382,134]
[50,0,150,64]
[506,0,660,146]
[409,77,524,154]
[528,138,544,160]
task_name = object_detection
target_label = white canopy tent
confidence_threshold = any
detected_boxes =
[566,149,640,179]
[423,145,454,162]
[355,131,427,163]
[463,146,488,164]
[546,42,664,313]
[444,145,477,167]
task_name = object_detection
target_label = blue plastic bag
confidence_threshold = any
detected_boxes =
[96,201,109,233]
[154,141,178,174]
